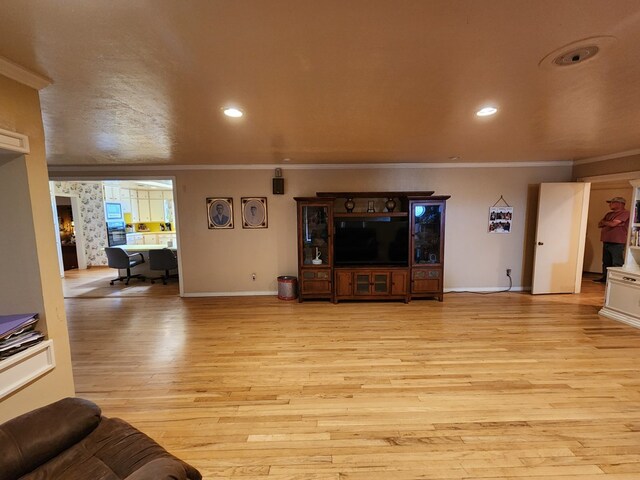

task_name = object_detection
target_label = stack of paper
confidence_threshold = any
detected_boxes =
[0,313,44,360]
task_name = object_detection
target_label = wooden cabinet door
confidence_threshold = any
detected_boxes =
[371,272,390,295]
[353,271,391,296]
[354,273,371,295]
[335,271,353,296]
[149,199,165,221]
[130,195,140,222]
[143,234,158,245]
[138,199,151,222]
[391,270,407,295]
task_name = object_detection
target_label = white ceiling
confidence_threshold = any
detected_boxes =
[2,0,640,166]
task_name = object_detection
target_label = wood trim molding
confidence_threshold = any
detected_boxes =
[0,127,30,154]
[0,56,52,90]
[0,340,55,399]
[48,160,573,172]
[599,306,640,330]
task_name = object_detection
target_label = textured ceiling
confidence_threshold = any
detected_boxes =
[2,0,640,166]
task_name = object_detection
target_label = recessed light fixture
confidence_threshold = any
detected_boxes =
[476,106,498,117]
[223,107,243,118]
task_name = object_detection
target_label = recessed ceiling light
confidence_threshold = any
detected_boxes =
[223,107,243,118]
[476,106,498,117]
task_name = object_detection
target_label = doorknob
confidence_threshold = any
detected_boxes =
[538,242,544,245]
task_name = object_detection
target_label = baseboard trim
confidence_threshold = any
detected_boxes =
[182,287,529,297]
[445,286,529,293]
[598,307,640,329]
[182,290,277,297]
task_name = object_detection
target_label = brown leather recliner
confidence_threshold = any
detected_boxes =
[0,397,201,480]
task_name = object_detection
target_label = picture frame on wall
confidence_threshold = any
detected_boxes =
[488,206,513,234]
[241,197,268,228]
[207,197,233,229]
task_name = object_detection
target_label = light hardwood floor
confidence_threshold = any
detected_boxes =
[64,269,640,479]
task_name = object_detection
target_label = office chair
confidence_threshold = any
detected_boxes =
[104,247,145,285]
[148,248,179,285]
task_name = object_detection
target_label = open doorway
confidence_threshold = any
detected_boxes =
[56,196,78,270]
[51,178,181,298]
[52,192,88,274]
[583,180,634,276]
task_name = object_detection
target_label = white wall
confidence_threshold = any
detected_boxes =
[53,163,573,294]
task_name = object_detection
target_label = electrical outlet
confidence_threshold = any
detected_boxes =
[251,273,256,281]
[506,268,511,276]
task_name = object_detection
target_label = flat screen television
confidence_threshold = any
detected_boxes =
[334,217,408,266]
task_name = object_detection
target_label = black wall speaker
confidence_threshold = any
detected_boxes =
[272,177,285,195]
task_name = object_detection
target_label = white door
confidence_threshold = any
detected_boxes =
[532,182,591,294]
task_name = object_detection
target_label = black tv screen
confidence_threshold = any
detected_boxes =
[334,217,408,266]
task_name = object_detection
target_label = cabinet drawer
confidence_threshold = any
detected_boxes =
[606,276,640,317]
[412,268,441,293]
[302,280,332,294]
[301,269,332,294]
[302,270,330,280]
[608,269,640,284]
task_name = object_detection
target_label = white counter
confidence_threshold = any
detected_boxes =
[120,244,177,252]
[126,232,176,246]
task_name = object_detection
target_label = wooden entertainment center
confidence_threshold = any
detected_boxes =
[295,191,449,303]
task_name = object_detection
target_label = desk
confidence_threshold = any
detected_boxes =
[110,245,178,278]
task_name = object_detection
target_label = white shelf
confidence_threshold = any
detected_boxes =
[0,340,55,399]
[0,127,30,155]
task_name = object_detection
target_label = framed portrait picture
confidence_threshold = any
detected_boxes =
[207,197,233,229]
[241,197,268,228]
[488,206,513,234]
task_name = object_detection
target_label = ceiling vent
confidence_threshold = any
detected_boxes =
[539,35,616,70]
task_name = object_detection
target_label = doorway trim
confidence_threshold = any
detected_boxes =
[54,193,88,271]
[49,175,182,296]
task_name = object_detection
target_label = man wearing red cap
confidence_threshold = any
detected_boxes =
[595,197,630,283]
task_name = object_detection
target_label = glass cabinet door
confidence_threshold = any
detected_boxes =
[301,205,331,265]
[412,203,443,265]
[373,273,389,293]
[355,273,370,294]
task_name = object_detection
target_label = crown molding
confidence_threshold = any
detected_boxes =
[48,160,573,172]
[0,56,51,90]
[577,170,640,183]
[573,148,640,166]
